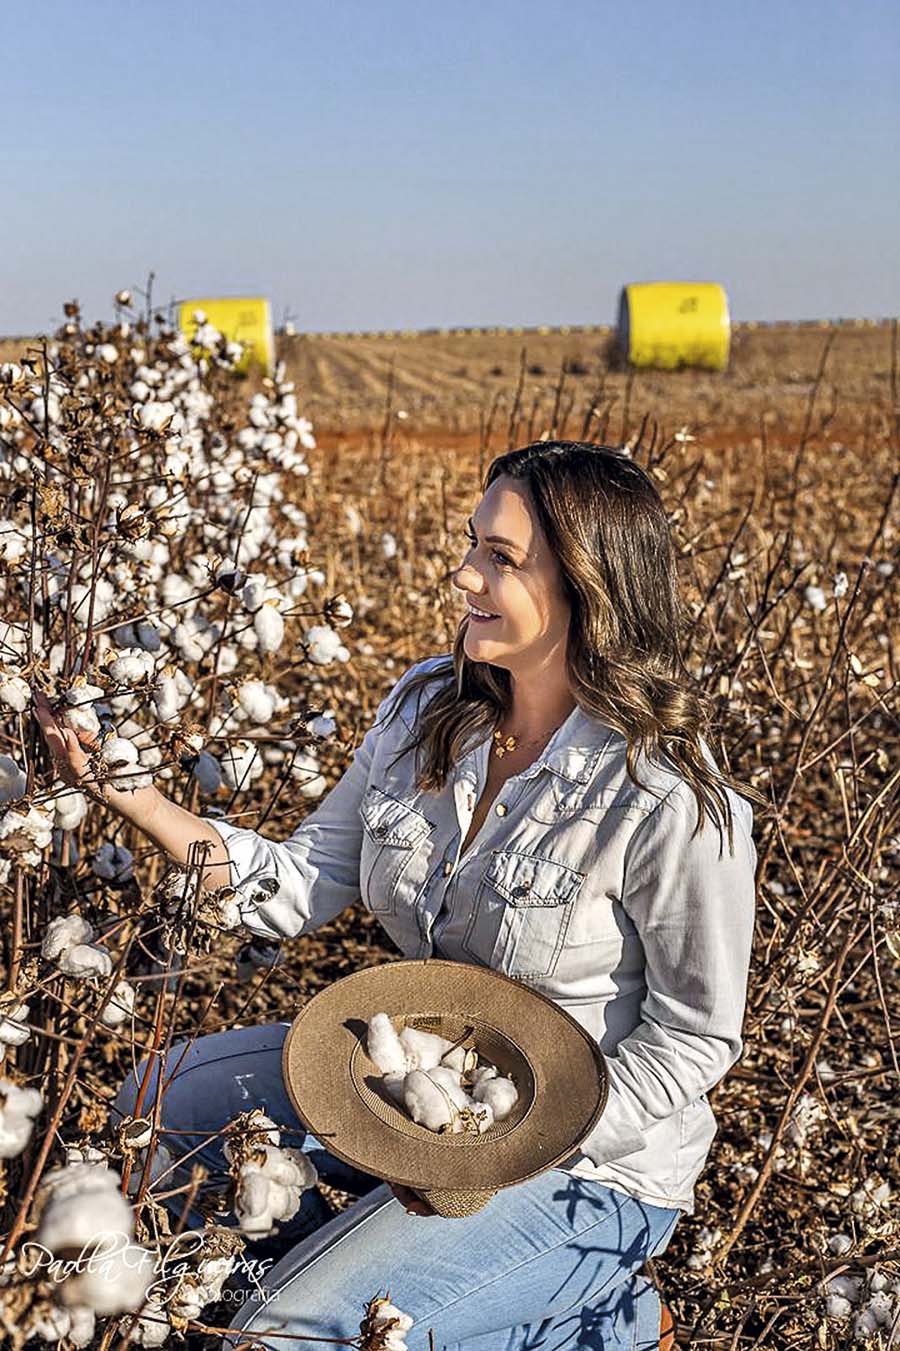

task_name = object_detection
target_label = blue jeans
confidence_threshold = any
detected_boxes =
[111,1023,681,1350]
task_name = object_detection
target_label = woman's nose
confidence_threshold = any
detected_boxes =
[452,561,485,594]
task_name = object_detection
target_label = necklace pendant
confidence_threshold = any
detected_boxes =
[492,731,517,759]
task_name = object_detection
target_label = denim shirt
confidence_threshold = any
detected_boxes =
[209,655,757,1215]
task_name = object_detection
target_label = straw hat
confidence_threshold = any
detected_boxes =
[281,958,608,1217]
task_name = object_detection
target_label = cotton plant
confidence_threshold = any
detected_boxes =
[223,1108,318,1237]
[33,1159,155,1315]
[359,1294,414,1351]
[305,623,350,665]
[365,1015,518,1136]
[0,1078,43,1158]
[821,1266,900,1340]
[41,912,113,980]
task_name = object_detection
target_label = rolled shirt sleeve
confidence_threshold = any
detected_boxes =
[579,779,757,1168]
[204,677,411,942]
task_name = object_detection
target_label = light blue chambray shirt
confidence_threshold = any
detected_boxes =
[208,655,758,1215]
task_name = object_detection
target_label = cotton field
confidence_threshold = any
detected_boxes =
[0,303,897,1348]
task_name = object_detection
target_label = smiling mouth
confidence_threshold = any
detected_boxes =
[467,603,500,621]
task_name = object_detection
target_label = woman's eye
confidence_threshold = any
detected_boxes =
[462,529,513,568]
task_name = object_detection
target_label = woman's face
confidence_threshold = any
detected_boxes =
[451,474,571,674]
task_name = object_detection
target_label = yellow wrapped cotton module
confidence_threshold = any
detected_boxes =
[617,282,730,371]
[177,297,275,374]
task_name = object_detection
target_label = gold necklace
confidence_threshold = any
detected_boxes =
[491,725,558,759]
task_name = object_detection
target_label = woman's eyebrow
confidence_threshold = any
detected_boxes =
[466,516,527,555]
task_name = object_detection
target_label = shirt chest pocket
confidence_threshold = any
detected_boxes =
[359,786,432,915]
[462,849,584,978]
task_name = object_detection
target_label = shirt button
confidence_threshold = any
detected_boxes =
[495,803,507,817]
[443,860,453,876]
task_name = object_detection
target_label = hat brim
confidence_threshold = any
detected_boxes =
[281,959,608,1193]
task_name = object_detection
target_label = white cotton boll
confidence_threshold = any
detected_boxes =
[124,1298,170,1346]
[42,913,95,959]
[108,647,155,685]
[129,379,151,402]
[93,840,135,881]
[367,1013,408,1075]
[65,681,106,708]
[0,802,54,862]
[426,1066,471,1111]
[0,1078,42,1158]
[441,1045,478,1075]
[0,754,26,804]
[307,713,337,739]
[220,739,263,790]
[99,736,140,777]
[291,750,327,798]
[254,604,285,653]
[370,1299,414,1351]
[153,673,185,721]
[399,1025,455,1072]
[832,571,849,599]
[828,1233,853,1256]
[62,700,102,740]
[331,597,353,627]
[58,943,113,979]
[237,679,276,723]
[344,504,363,536]
[37,1162,134,1251]
[241,573,270,612]
[381,532,398,559]
[64,1305,97,1348]
[854,1307,881,1338]
[403,1070,458,1132]
[305,623,344,665]
[53,786,89,831]
[472,1075,518,1122]
[825,1295,852,1319]
[29,1302,74,1341]
[0,1001,31,1048]
[0,674,30,713]
[803,585,827,613]
[100,978,135,1028]
[98,343,119,364]
[827,1275,862,1302]
[469,1064,498,1087]
[61,1245,152,1315]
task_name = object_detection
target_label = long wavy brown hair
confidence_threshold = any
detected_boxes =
[382,440,763,850]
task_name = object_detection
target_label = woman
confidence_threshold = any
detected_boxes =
[36,440,758,1351]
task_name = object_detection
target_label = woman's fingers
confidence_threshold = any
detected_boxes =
[388,1182,436,1216]
[31,691,91,782]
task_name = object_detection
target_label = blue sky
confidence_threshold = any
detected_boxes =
[3,0,897,333]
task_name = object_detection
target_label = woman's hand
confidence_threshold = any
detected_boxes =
[32,690,99,792]
[388,1182,436,1217]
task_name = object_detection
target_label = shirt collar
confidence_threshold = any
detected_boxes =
[459,705,617,787]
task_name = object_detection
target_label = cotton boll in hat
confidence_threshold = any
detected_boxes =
[403,1070,459,1133]
[398,1024,455,1071]
[366,1013,407,1076]
[472,1074,518,1122]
